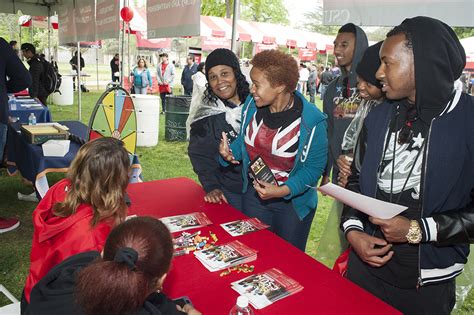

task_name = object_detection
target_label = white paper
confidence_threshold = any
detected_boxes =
[318,183,407,219]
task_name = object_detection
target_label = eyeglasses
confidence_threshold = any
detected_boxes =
[397,107,418,144]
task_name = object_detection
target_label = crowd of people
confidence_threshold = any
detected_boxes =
[1,14,473,315]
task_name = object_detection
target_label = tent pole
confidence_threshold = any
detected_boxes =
[230,0,239,53]
[127,23,130,89]
[96,47,99,90]
[77,42,82,121]
[47,7,51,60]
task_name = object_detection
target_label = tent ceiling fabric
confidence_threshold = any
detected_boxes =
[0,0,73,16]
[323,0,474,27]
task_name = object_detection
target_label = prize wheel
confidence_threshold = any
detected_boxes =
[88,86,137,162]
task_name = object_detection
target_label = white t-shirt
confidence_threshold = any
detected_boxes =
[299,68,309,81]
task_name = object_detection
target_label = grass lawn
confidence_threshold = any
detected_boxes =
[0,90,472,313]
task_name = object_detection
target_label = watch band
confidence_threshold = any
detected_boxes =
[406,220,422,244]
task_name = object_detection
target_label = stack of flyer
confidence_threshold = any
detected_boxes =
[194,240,257,272]
[220,218,270,236]
[231,268,303,309]
[160,212,212,233]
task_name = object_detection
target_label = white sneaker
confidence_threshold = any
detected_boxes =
[17,192,39,202]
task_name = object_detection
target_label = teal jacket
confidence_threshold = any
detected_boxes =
[132,67,152,88]
[222,91,328,220]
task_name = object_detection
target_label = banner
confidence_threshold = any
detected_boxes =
[147,0,201,39]
[298,48,317,61]
[95,0,120,40]
[253,43,278,55]
[201,36,231,51]
[58,5,76,46]
[75,0,96,42]
[323,0,474,27]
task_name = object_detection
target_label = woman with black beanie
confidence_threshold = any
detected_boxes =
[187,48,250,210]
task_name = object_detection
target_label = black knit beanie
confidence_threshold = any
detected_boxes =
[205,48,240,80]
[356,41,383,88]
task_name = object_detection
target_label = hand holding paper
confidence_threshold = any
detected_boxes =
[317,183,407,219]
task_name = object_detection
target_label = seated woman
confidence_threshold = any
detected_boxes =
[187,49,250,210]
[27,216,201,315]
[22,137,130,306]
[219,50,328,251]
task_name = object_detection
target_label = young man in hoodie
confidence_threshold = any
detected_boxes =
[341,17,474,314]
[321,23,368,185]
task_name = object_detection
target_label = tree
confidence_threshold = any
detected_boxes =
[453,27,474,39]
[241,0,288,25]
[201,0,227,17]
[201,0,289,25]
[302,5,339,36]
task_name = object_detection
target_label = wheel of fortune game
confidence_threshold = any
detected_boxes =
[88,86,137,160]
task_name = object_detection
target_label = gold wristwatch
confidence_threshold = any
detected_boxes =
[406,220,422,244]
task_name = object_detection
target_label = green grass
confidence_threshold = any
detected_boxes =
[0,91,473,313]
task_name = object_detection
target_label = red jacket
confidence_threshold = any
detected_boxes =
[24,179,112,302]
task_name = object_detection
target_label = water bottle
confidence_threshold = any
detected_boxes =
[229,296,253,315]
[28,113,37,125]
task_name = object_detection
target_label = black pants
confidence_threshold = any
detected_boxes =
[346,250,456,314]
[160,92,171,113]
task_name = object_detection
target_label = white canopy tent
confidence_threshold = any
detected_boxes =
[0,0,121,121]
[322,0,474,27]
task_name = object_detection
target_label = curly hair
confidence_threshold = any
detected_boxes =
[250,50,299,93]
[203,68,250,104]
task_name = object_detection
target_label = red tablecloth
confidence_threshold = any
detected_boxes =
[127,178,400,315]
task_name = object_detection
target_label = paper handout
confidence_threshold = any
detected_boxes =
[318,183,407,219]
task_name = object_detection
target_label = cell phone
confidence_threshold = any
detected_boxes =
[173,296,193,308]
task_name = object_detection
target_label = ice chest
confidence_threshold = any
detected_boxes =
[42,140,71,157]
[21,123,69,144]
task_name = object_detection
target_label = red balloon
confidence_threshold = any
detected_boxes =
[120,7,134,23]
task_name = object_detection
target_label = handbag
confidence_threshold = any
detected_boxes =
[333,247,351,277]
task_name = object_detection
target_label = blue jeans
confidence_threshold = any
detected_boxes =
[135,86,148,94]
[320,84,328,100]
[309,86,316,104]
[242,184,316,251]
[221,186,243,212]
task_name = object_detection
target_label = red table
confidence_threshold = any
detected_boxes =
[127,178,400,315]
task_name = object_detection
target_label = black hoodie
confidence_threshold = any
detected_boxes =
[323,24,368,181]
[25,251,185,315]
[403,16,466,123]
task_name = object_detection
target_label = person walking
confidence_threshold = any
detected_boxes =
[131,58,152,95]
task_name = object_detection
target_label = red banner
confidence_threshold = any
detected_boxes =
[201,36,231,51]
[298,48,317,61]
[253,43,278,55]
[147,0,201,39]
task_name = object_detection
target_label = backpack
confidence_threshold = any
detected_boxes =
[40,57,62,95]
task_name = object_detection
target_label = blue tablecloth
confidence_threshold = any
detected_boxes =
[7,120,142,198]
[8,97,52,124]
